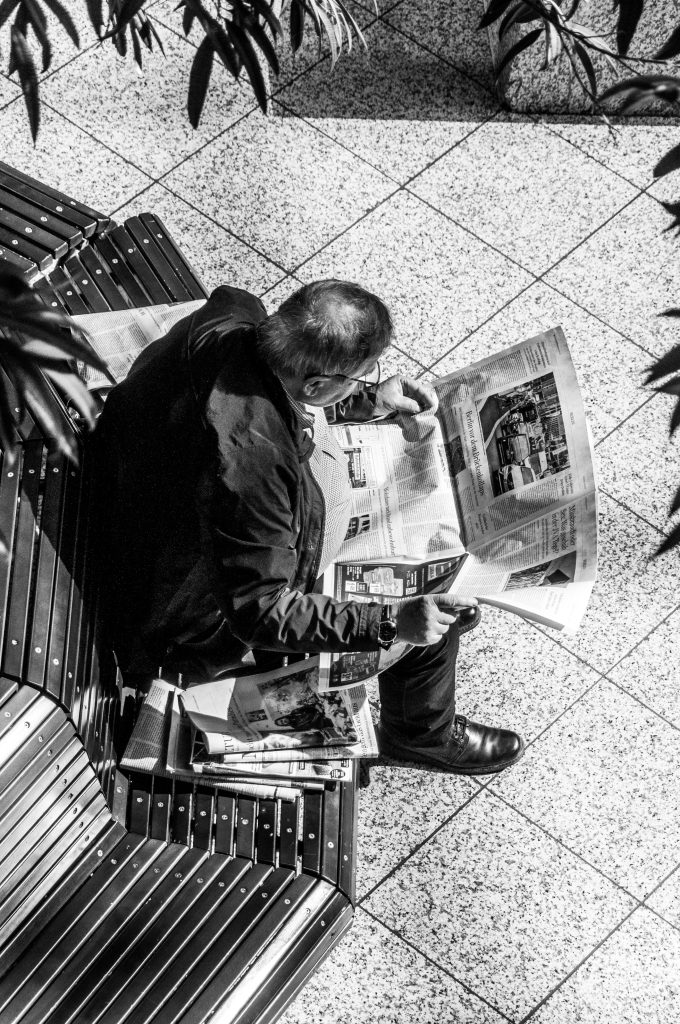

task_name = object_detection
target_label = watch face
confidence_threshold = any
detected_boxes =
[378,618,398,643]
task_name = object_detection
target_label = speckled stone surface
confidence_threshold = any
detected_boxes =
[112,182,284,295]
[275,17,498,183]
[40,25,258,179]
[296,188,533,360]
[531,908,680,1023]
[383,0,494,91]
[364,789,634,1020]
[537,115,680,194]
[596,392,680,532]
[545,192,680,357]
[279,907,507,1024]
[162,106,396,271]
[0,4,100,83]
[492,679,680,898]
[430,279,652,443]
[408,118,639,275]
[538,492,680,674]
[607,608,680,730]
[0,97,150,213]
[355,763,476,899]
[454,605,599,744]
[0,74,18,107]
[647,866,680,929]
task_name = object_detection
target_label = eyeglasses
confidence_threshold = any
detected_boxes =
[322,361,381,390]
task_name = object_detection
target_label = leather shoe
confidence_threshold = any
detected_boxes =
[377,715,525,776]
[458,606,482,636]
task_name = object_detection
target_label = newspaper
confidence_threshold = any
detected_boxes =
[319,326,597,689]
[74,300,205,388]
[180,657,378,759]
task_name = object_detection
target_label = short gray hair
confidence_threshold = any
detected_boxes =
[257,280,393,379]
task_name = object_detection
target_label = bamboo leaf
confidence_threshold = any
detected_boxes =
[654,140,680,180]
[248,0,282,40]
[84,0,103,35]
[227,19,268,110]
[22,0,53,72]
[654,519,680,559]
[613,0,643,56]
[41,0,80,46]
[187,33,214,127]
[0,347,79,459]
[182,0,195,35]
[643,343,680,386]
[669,481,680,519]
[573,39,597,98]
[42,366,97,428]
[479,0,515,30]
[210,22,242,78]
[130,19,143,66]
[495,26,542,78]
[543,20,563,69]
[655,378,680,399]
[145,16,165,54]
[246,17,280,77]
[498,2,538,41]
[289,0,305,52]
[655,23,680,61]
[0,0,20,30]
[11,27,40,141]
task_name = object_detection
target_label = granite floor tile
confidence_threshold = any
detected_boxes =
[531,908,680,1024]
[597,391,680,532]
[454,605,599,744]
[607,607,680,730]
[492,679,680,898]
[539,492,680,674]
[162,106,395,271]
[646,866,680,929]
[408,119,640,276]
[112,183,284,295]
[429,279,652,443]
[0,74,18,106]
[279,907,506,1024]
[297,189,533,362]
[545,192,679,357]
[364,790,634,1020]
[356,764,476,899]
[40,26,257,179]
[275,18,497,183]
[537,114,680,194]
[0,97,150,213]
[383,0,494,90]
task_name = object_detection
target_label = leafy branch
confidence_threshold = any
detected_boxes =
[2,0,367,138]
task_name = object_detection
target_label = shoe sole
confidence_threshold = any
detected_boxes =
[379,739,526,776]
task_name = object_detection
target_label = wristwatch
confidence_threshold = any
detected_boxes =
[377,604,398,651]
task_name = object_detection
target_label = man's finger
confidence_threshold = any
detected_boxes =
[395,397,422,415]
[431,594,478,610]
[403,378,438,413]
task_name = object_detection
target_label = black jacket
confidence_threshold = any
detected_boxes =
[92,286,383,677]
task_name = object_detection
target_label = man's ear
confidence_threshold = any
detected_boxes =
[301,376,325,399]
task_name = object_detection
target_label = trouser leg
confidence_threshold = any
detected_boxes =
[377,623,460,745]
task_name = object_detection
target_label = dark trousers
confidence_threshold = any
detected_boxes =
[377,623,459,744]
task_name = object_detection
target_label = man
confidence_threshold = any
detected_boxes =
[94,280,524,775]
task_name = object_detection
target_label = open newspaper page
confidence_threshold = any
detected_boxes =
[74,299,205,387]
[180,657,377,757]
[434,326,598,632]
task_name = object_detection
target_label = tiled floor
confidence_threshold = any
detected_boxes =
[3,2,680,1021]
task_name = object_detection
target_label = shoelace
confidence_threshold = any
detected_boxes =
[451,714,468,746]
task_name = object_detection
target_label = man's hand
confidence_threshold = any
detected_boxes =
[394,594,478,646]
[373,375,438,418]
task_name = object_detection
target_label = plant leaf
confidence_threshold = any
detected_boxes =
[289,0,305,52]
[10,27,40,141]
[84,0,104,35]
[227,19,268,110]
[543,20,563,69]
[42,366,97,428]
[653,518,680,559]
[0,347,79,459]
[187,33,214,128]
[495,26,542,78]
[669,481,680,519]
[644,343,680,386]
[209,22,242,78]
[573,39,597,98]
[41,0,81,47]
[0,0,20,31]
[479,0,515,30]
[181,0,195,35]
[613,0,643,56]
[22,0,53,73]
[248,0,282,40]
[654,140,680,180]
[655,23,680,61]
[130,19,143,66]
[246,17,280,77]
[498,2,538,41]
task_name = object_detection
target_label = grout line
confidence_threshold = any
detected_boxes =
[599,668,680,736]
[597,483,669,538]
[518,903,640,1023]
[593,391,658,449]
[356,782,487,906]
[537,118,657,195]
[358,905,515,1022]
[598,600,680,677]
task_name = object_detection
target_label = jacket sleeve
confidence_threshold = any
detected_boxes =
[200,424,382,655]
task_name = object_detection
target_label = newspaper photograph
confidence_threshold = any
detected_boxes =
[181,657,372,755]
[326,325,598,640]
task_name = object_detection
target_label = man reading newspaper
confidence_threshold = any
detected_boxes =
[93,281,524,775]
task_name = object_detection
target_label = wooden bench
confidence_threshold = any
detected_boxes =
[0,170,360,1024]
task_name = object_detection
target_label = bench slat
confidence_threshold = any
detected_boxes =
[124,217,195,303]
[320,783,341,886]
[256,798,277,865]
[278,798,299,869]
[0,185,84,250]
[235,797,256,861]
[91,235,152,308]
[301,791,323,875]
[139,214,208,301]
[193,787,215,850]
[78,246,132,311]
[0,162,108,237]
[104,228,171,305]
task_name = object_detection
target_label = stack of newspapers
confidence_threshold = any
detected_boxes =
[114,314,599,790]
[121,658,375,786]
